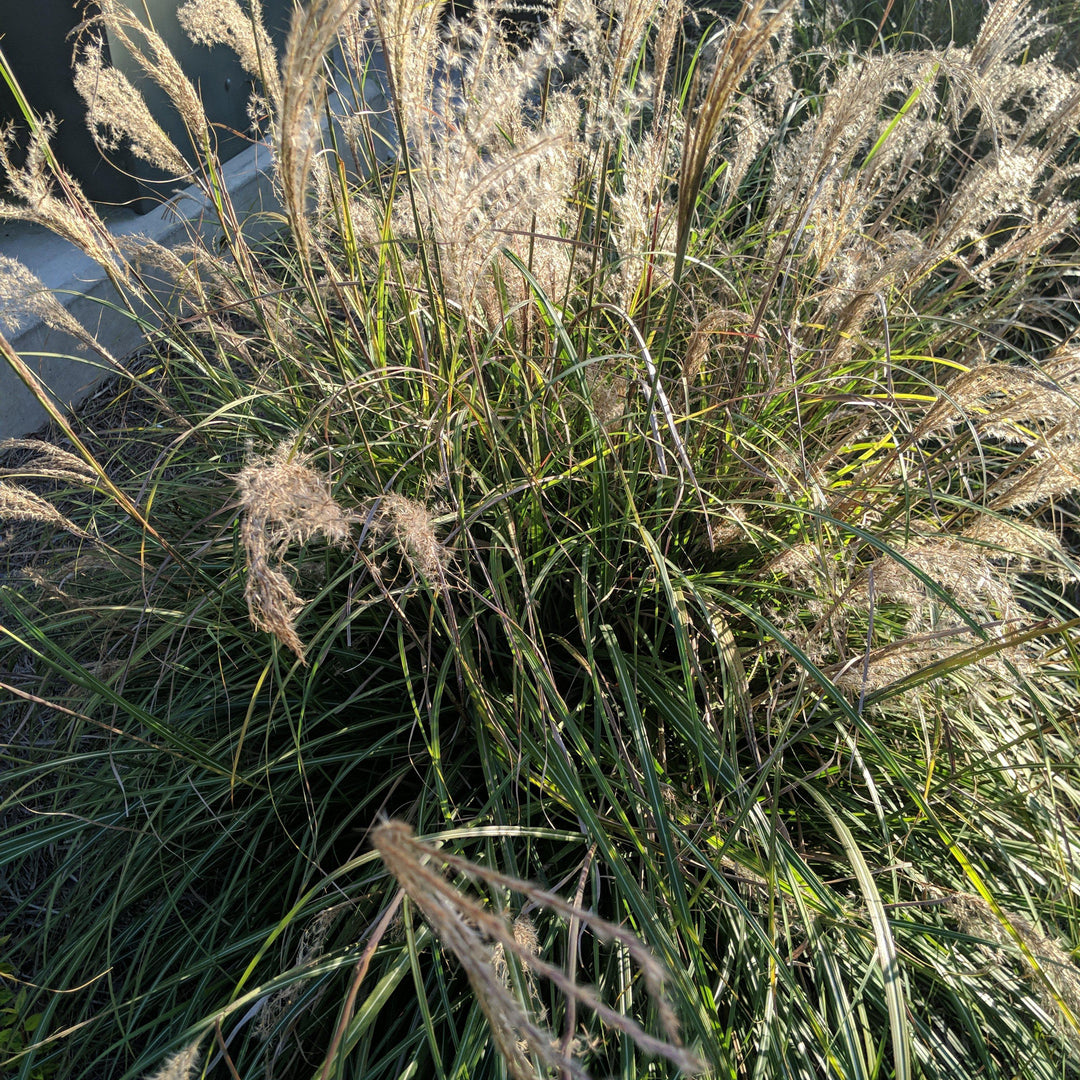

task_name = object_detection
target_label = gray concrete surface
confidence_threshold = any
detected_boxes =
[0,140,280,438]
[0,38,398,439]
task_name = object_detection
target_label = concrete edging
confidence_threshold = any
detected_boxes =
[0,139,281,439]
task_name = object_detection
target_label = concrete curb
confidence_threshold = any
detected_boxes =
[0,38,407,440]
[0,139,281,438]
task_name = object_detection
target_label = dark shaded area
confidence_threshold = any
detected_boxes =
[0,2,118,201]
[0,0,291,211]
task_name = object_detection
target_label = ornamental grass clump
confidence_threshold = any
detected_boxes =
[6,1,1080,1078]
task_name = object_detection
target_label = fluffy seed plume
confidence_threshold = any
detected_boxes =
[0,120,117,269]
[949,891,1080,1053]
[371,493,447,578]
[372,820,702,1080]
[276,0,358,263]
[851,537,1013,614]
[91,0,211,150]
[491,912,548,1034]
[677,0,796,268]
[0,439,100,486]
[236,442,352,661]
[177,0,282,106]
[0,482,87,537]
[73,40,189,175]
[992,451,1080,512]
[963,515,1072,580]
[255,907,337,1041]
[143,1040,202,1080]
[0,257,115,363]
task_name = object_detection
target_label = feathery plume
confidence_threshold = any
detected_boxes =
[236,442,352,661]
[276,0,359,264]
[372,820,702,1080]
[370,493,447,578]
[0,439,100,486]
[73,40,189,175]
[92,0,211,150]
[143,1039,202,1080]
[0,255,115,362]
[949,890,1080,1053]
[852,538,1013,614]
[0,482,87,537]
[177,0,282,106]
[677,0,796,270]
[992,452,1080,512]
[0,120,118,269]
[962,515,1072,580]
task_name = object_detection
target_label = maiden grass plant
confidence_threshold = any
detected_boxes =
[4,0,1080,1076]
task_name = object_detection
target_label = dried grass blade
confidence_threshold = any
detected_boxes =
[372,820,702,1078]
[0,328,195,575]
